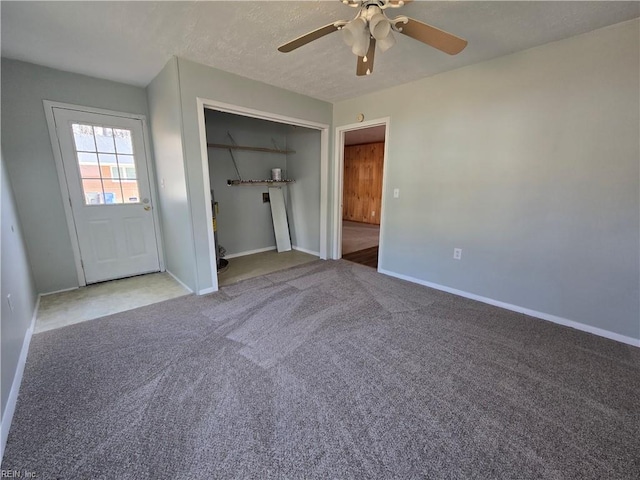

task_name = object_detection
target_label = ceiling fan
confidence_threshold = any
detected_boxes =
[278,0,468,76]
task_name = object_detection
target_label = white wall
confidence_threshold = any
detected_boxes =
[333,19,640,342]
[205,110,288,256]
[1,151,38,458]
[146,58,196,292]
[1,59,152,293]
[175,58,332,293]
[286,126,322,255]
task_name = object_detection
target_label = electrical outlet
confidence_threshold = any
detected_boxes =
[393,188,400,198]
[453,248,462,260]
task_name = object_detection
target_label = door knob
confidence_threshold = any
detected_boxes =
[144,206,151,211]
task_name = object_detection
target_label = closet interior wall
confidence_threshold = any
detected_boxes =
[205,110,321,259]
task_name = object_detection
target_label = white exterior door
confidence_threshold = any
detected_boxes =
[52,107,160,284]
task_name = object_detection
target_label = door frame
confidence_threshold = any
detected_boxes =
[333,117,391,263]
[44,100,165,287]
[196,97,331,293]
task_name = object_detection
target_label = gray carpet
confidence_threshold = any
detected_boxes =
[3,260,639,479]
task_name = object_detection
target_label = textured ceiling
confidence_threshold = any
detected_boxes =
[1,1,638,102]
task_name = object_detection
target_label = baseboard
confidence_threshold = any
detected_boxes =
[378,268,640,348]
[198,286,217,295]
[165,270,193,294]
[40,285,78,296]
[292,245,320,257]
[224,246,276,259]
[0,295,40,461]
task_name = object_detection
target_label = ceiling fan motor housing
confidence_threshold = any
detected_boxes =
[344,0,406,9]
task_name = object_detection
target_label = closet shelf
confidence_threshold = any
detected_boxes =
[209,143,295,155]
[227,179,295,186]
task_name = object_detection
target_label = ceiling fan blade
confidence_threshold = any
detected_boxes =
[278,23,343,53]
[356,38,376,76]
[397,17,467,55]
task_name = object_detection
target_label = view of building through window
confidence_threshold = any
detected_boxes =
[72,123,140,205]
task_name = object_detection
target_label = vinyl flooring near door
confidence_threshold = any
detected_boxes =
[49,105,161,284]
[35,272,190,333]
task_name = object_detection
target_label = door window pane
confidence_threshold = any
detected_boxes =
[77,152,98,164]
[117,154,135,165]
[72,123,141,205]
[82,179,105,204]
[122,183,140,204]
[94,127,116,153]
[77,152,100,178]
[122,166,137,180]
[114,129,133,154]
[98,154,118,179]
[73,124,96,152]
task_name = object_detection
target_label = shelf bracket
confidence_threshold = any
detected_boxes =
[226,131,243,181]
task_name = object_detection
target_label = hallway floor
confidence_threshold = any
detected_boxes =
[342,221,380,255]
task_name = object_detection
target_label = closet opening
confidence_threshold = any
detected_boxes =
[202,108,324,287]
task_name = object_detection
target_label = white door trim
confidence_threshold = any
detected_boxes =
[43,100,165,286]
[195,97,331,294]
[333,118,391,265]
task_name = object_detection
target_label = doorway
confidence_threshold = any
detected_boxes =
[334,120,389,269]
[45,102,163,286]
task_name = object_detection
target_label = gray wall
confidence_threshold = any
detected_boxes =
[286,126,322,254]
[1,151,37,424]
[1,59,151,293]
[333,19,640,340]
[205,110,288,256]
[146,58,195,291]
[175,58,332,293]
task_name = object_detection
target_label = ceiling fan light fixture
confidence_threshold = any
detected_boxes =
[369,13,391,41]
[342,16,366,47]
[377,29,396,52]
[351,29,370,57]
